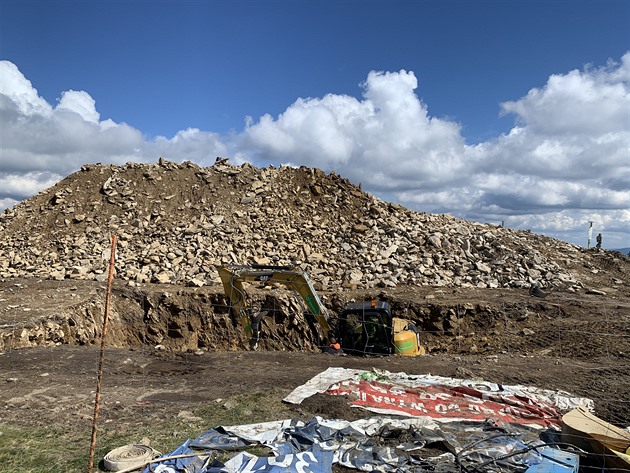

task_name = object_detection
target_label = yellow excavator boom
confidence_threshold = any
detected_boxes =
[217,264,332,347]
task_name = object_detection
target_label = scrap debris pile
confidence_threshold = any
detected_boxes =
[104,368,629,473]
[0,158,618,292]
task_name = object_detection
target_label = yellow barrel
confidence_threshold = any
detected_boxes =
[394,331,418,356]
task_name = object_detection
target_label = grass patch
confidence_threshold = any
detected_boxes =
[0,388,297,472]
[194,387,298,426]
[0,424,100,473]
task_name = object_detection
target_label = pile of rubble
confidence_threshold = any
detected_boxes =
[0,158,593,290]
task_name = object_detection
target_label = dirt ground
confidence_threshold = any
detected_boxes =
[1,275,629,439]
[0,344,628,428]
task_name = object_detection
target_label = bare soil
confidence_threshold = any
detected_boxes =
[1,278,628,437]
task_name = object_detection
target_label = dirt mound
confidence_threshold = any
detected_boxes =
[2,157,627,292]
[0,158,628,357]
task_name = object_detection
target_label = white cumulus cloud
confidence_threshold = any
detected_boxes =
[240,56,629,247]
[243,69,467,192]
[0,61,52,117]
[57,90,100,123]
[0,60,228,201]
[500,55,630,136]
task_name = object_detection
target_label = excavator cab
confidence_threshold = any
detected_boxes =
[337,300,423,356]
[337,300,394,355]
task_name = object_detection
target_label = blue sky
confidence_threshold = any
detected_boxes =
[1,0,629,249]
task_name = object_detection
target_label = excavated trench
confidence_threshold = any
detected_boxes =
[5,278,627,362]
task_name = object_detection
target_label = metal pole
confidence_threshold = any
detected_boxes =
[88,234,117,473]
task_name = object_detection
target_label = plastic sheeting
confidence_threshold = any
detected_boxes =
[143,416,580,473]
[284,368,593,429]
[140,369,587,472]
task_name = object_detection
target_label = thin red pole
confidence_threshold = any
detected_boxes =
[88,234,117,473]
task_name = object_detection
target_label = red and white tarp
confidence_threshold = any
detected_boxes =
[284,367,593,429]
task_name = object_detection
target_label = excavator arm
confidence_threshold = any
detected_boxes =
[217,264,333,349]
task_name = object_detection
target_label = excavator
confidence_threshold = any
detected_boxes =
[217,264,424,356]
[217,263,333,350]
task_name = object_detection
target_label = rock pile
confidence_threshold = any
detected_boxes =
[0,158,592,290]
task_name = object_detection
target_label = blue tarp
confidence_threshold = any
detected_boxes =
[141,416,578,473]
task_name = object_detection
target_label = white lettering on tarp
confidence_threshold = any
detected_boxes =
[389,386,406,395]
[268,455,293,467]
[296,453,318,473]
[435,403,475,414]
[409,402,429,414]
[369,393,406,407]
[466,402,499,417]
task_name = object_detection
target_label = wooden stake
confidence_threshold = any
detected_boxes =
[88,234,117,473]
